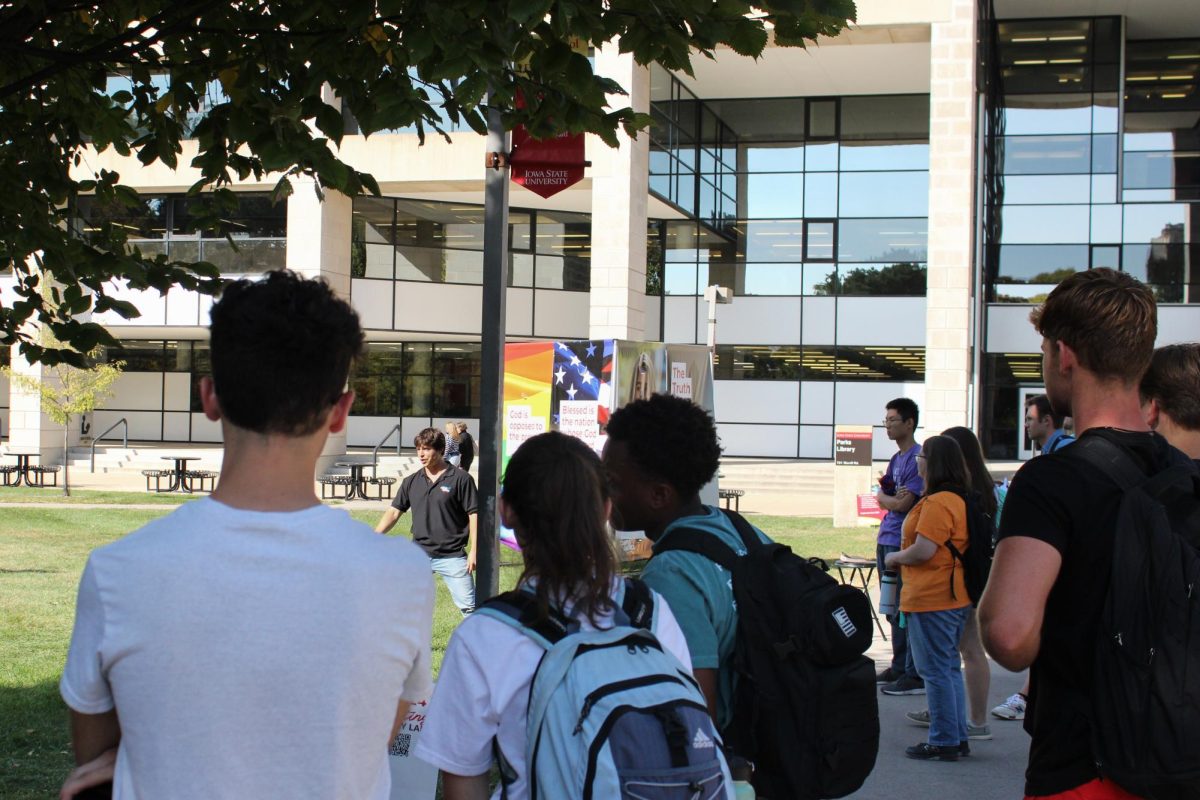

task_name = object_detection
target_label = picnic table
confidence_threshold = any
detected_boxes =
[1,452,59,487]
[335,458,375,500]
[142,456,217,493]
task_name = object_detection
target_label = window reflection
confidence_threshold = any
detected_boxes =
[839,172,929,217]
[838,219,927,262]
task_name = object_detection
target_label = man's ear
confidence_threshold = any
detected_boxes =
[1055,339,1078,374]
[199,376,222,422]
[327,390,355,434]
[647,480,677,512]
[1144,398,1162,430]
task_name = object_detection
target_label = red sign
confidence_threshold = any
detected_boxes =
[509,125,586,199]
[856,493,887,521]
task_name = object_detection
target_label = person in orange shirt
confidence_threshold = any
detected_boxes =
[885,434,973,762]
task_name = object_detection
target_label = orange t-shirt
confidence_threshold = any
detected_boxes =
[899,492,971,613]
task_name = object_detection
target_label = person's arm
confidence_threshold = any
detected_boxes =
[61,710,120,800]
[465,513,477,574]
[883,534,937,568]
[693,668,719,723]
[978,535,1061,671]
[442,772,491,800]
[376,506,404,534]
[390,700,411,743]
[877,490,916,513]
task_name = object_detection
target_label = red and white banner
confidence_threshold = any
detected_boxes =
[509,125,585,198]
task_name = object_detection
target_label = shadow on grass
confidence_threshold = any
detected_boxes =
[1,680,72,799]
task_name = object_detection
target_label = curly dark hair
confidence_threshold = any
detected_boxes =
[208,270,363,436]
[606,393,722,499]
[414,427,445,453]
[503,432,617,625]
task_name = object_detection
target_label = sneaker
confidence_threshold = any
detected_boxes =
[906,709,931,726]
[959,741,971,758]
[992,693,1027,720]
[876,666,903,684]
[905,710,992,740]
[905,742,960,762]
[968,722,992,740]
[881,675,926,696]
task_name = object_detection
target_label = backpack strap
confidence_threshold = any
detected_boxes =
[1069,436,1148,490]
[476,589,579,649]
[653,523,741,570]
[619,577,656,631]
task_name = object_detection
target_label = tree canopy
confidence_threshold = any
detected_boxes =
[1,0,855,365]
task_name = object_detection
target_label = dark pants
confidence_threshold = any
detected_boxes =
[876,542,917,679]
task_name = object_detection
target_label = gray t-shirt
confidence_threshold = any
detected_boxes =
[61,497,434,800]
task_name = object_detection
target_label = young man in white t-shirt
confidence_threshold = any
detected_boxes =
[59,271,435,800]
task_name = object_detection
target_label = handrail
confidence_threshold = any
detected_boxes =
[371,424,403,478]
[90,418,129,473]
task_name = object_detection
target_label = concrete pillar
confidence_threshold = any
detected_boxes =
[923,0,978,434]
[7,347,72,465]
[286,183,355,472]
[589,44,650,341]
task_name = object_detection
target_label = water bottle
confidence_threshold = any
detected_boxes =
[878,569,899,617]
[729,756,755,800]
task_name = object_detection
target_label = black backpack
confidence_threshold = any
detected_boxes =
[655,509,879,800]
[936,487,995,606]
[1069,436,1200,800]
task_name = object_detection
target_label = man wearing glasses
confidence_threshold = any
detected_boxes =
[876,397,925,696]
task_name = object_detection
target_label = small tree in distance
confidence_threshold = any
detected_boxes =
[4,352,125,496]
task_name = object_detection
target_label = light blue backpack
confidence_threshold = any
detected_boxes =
[477,578,733,800]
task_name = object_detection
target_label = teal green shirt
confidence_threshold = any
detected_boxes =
[640,506,770,730]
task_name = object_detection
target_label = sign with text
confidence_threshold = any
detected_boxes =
[509,127,586,199]
[388,695,437,799]
[670,362,693,400]
[834,429,873,467]
[856,493,887,521]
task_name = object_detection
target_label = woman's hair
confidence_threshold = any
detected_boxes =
[921,435,971,498]
[443,421,459,441]
[941,426,998,518]
[502,431,618,624]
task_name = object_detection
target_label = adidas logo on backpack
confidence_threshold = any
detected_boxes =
[478,578,733,800]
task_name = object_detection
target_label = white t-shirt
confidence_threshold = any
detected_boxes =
[60,497,434,800]
[414,580,692,800]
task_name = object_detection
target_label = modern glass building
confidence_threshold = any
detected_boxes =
[6,0,1198,462]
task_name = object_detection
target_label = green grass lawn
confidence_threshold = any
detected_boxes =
[0,503,877,798]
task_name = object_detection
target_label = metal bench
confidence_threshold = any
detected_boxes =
[29,465,60,487]
[318,474,354,499]
[142,469,174,492]
[718,488,745,512]
[0,465,19,486]
[185,470,219,492]
[366,476,396,500]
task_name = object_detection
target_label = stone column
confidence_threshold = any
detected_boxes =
[286,183,355,473]
[6,347,71,464]
[589,44,650,341]
[923,0,978,434]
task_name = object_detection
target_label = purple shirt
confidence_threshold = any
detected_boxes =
[877,443,924,547]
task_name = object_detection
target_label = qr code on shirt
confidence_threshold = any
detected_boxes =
[389,732,412,757]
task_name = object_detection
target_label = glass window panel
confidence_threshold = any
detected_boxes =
[1123,204,1190,243]
[401,375,432,417]
[1091,133,1118,173]
[838,172,929,217]
[704,98,805,142]
[808,99,837,139]
[741,264,803,295]
[649,173,672,201]
[713,346,803,381]
[106,342,166,372]
[828,263,927,296]
[168,240,200,263]
[393,246,441,282]
[199,239,286,274]
[1123,243,1191,303]
[1123,151,1200,190]
[1091,245,1121,269]
[433,375,480,418]
[1124,129,1184,152]
[744,173,802,217]
[837,219,927,262]
[834,346,925,381]
[994,278,1076,303]
[352,197,397,244]
[744,145,804,172]
[1091,204,1122,242]
[804,220,836,261]
[804,172,838,218]
[1004,174,1092,205]
[1000,205,1090,244]
[740,220,804,262]
[839,96,930,140]
[510,252,534,287]
[838,142,929,171]
[1122,189,1179,202]
[1092,93,1119,133]
[403,343,432,374]
[1003,95,1094,135]
[212,194,287,239]
[1092,173,1117,204]
[804,142,839,171]
[804,264,837,295]
[1003,135,1092,174]
[664,262,698,295]
[998,245,1089,281]
[164,341,191,372]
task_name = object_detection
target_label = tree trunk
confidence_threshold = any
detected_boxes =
[62,418,71,497]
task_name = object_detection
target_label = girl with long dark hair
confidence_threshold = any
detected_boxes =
[885,434,973,761]
[413,431,693,800]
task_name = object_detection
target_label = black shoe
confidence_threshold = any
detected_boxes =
[905,742,960,762]
[881,675,926,695]
[876,667,903,684]
[959,741,971,758]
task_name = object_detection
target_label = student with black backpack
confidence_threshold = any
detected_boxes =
[604,395,878,799]
[980,269,1200,800]
[415,431,732,799]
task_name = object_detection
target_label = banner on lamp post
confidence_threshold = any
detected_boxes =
[508,126,586,198]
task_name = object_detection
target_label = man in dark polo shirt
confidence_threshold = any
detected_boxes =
[376,427,478,614]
